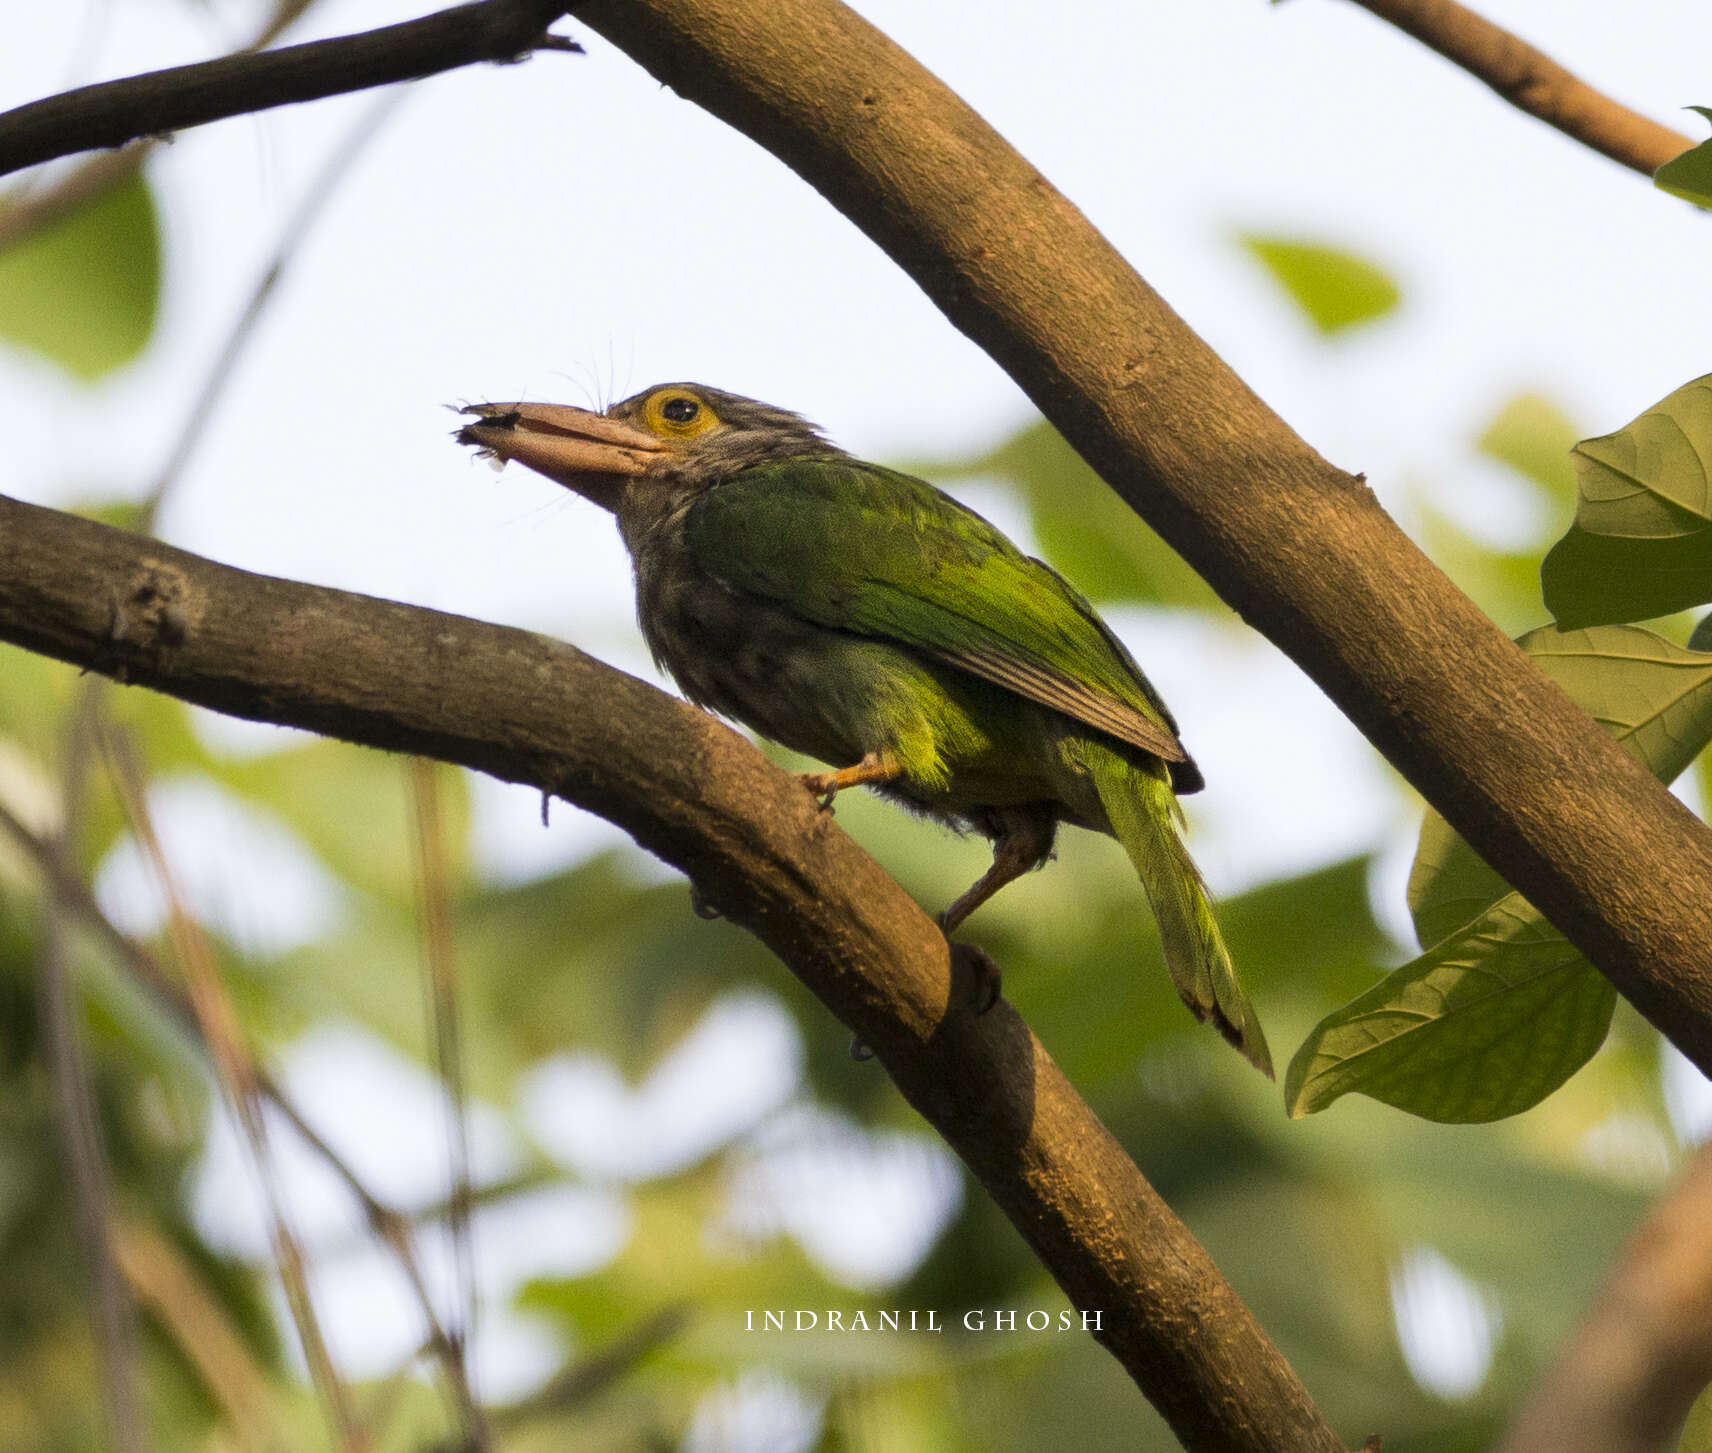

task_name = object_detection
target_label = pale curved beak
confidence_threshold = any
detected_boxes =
[455,402,665,509]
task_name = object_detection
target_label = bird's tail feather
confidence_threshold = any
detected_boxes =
[1087,743,1273,1078]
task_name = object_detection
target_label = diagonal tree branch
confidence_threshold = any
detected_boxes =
[1498,1140,1712,1452]
[570,0,1712,1077]
[0,492,1350,1453]
[1336,0,1693,176]
[4,0,1706,1441]
[0,0,579,181]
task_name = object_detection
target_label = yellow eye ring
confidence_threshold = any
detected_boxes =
[643,389,719,437]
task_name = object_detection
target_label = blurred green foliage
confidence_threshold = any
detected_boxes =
[0,123,1707,1453]
[0,169,160,380]
[1234,233,1402,336]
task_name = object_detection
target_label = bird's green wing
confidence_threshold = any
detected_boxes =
[684,456,1195,772]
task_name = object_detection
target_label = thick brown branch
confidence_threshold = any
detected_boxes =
[0,494,1349,1453]
[1498,1142,1712,1452]
[572,0,1712,1078]
[0,0,577,180]
[1339,0,1692,175]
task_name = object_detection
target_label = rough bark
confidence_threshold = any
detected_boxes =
[0,492,1351,1453]
[571,0,1712,1075]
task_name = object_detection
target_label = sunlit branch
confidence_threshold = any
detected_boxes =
[1498,1141,1712,1453]
[0,0,580,181]
[1338,0,1692,176]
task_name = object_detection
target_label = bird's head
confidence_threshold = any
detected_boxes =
[455,383,839,512]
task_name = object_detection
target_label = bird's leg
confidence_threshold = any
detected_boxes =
[939,808,1058,1013]
[799,752,901,811]
[941,809,1058,934]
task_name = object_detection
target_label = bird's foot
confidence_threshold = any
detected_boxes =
[798,753,902,814]
[798,771,842,813]
[938,920,1003,1015]
[688,882,723,920]
[849,1036,875,1062]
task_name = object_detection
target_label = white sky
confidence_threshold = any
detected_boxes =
[8,0,1712,895]
[6,0,1712,1413]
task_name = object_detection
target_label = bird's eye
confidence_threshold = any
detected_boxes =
[641,387,718,436]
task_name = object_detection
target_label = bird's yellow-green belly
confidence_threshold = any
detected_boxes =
[637,564,1107,824]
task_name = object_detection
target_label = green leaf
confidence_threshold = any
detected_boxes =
[1540,526,1712,630]
[1542,374,1712,628]
[1409,624,1712,947]
[1655,107,1712,209]
[1475,393,1579,503]
[0,168,161,380]
[909,421,1227,611]
[1562,376,1712,539]
[1679,1381,1712,1453]
[1292,623,1712,1122]
[1234,233,1401,335]
[1284,893,1616,1122]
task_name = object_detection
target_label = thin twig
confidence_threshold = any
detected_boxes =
[112,1218,277,1452]
[0,793,483,1439]
[320,1170,559,1259]
[34,692,146,1453]
[490,1304,689,1431]
[101,729,361,1451]
[137,87,409,529]
[0,0,579,180]
[409,756,489,1450]
[0,0,324,252]
[1337,0,1693,176]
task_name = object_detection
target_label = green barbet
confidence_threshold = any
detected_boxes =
[457,384,1270,1074]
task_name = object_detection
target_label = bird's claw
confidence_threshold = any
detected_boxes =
[688,882,723,920]
[849,1036,875,1062]
[797,772,840,814]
